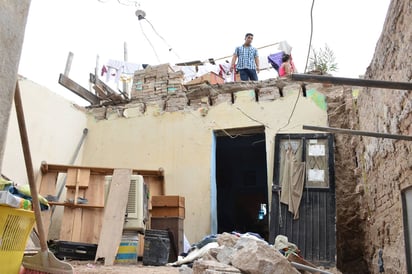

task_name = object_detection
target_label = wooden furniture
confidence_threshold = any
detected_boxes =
[151,195,185,218]
[150,195,185,262]
[36,162,164,245]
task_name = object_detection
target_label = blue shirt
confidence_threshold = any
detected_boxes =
[234,45,258,70]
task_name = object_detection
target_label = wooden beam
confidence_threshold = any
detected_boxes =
[90,73,117,95]
[302,125,412,141]
[40,162,165,177]
[291,74,412,90]
[64,52,74,76]
[59,74,100,105]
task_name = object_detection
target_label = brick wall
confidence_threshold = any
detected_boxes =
[354,0,412,273]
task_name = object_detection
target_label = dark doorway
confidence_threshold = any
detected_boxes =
[269,133,336,267]
[215,127,269,240]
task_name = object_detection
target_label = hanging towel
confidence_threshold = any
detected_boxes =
[280,147,306,219]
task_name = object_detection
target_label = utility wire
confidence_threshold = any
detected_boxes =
[139,20,161,63]
[143,18,181,60]
[278,0,315,132]
[304,0,315,73]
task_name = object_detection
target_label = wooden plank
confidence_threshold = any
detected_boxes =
[72,205,83,242]
[37,171,58,238]
[60,204,75,241]
[58,73,100,105]
[78,168,90,188]
[291,73,412,90]
[302,125,412,141]
[41,162,165,177]
[95,168,132,266]
[66,168,77,188]
[81,175,105,243]
[66,168,90,188]
[48,202,104,208]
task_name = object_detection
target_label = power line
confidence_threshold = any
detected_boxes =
[304,0,315,73]
[143,18,181,60]
[278,0,315,132]
[139,20,161,63]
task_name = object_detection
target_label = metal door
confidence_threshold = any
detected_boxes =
[269,133,336,267]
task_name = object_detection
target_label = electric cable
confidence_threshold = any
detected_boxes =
[304,0,316,73]
[277,0,315,133]
[139,20,161,63]
[143,18,181,60]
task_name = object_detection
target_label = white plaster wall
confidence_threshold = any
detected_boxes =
[81,85,328,244]
[2,78,87,185]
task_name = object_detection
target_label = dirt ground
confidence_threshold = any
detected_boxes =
[70,260,179,274]
[68,260,342,274]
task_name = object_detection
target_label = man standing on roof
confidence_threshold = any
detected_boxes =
[230,33,260,81]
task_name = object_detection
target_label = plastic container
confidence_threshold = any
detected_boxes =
[0,205,35,274]
[115,231,139,264]
[142,229,170,266]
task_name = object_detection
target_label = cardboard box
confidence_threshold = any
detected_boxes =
[150,207,185,218]
[152,196,185,207]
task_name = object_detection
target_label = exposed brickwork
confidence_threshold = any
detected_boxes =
[325,87,368,273]
[342,0,412,273]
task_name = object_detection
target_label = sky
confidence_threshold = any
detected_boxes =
[18,0,391,106]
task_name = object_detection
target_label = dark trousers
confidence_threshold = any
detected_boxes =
[239,69,258,81]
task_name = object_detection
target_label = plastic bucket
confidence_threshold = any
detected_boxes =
[142,229,170,266]
[115,231,139,264]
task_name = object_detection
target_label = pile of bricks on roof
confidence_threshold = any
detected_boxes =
[131,64,185,101]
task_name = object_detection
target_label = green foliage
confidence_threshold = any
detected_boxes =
[308,44,338,75]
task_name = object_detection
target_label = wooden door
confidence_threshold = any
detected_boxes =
[269,133,336,267]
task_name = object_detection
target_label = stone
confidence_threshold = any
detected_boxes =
[217,232,239,248]
[179,264,194,274]
[193,260,241,274]
[230,237,300,274]
[216,246,235,265]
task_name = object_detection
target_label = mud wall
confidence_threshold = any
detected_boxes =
[358,0,412,271]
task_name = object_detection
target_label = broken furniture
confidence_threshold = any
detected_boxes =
[36,162,164,260]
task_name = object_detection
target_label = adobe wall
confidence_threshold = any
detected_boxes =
[325,87,368,273]
[350,0,411,273]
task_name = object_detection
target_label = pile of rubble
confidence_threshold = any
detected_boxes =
[174,233,335,274]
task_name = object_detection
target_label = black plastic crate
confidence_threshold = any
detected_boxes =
[54,241,98,260]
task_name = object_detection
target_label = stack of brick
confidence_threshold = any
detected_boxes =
[131,64,187,105]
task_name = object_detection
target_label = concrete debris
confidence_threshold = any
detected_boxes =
[231,237,300,274]
[193,260,241,274]
[175,233,305,274]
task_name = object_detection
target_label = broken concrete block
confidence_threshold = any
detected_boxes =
[217,232,239,248]
[231,237,300,274]
[193,259,241,274]
[211,93,232,105]
[179,264,194,274]
[258,86,280,101]
[216,246,235,265]
[234,89,256,103]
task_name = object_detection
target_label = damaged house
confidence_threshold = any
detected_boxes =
[0,0,411,273]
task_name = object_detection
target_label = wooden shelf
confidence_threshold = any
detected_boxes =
[49,202,104,209]
[41,162,165,177]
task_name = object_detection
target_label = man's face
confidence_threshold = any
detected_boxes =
[244,35,253,46]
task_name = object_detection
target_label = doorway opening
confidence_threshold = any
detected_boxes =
[214,126,269,240]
